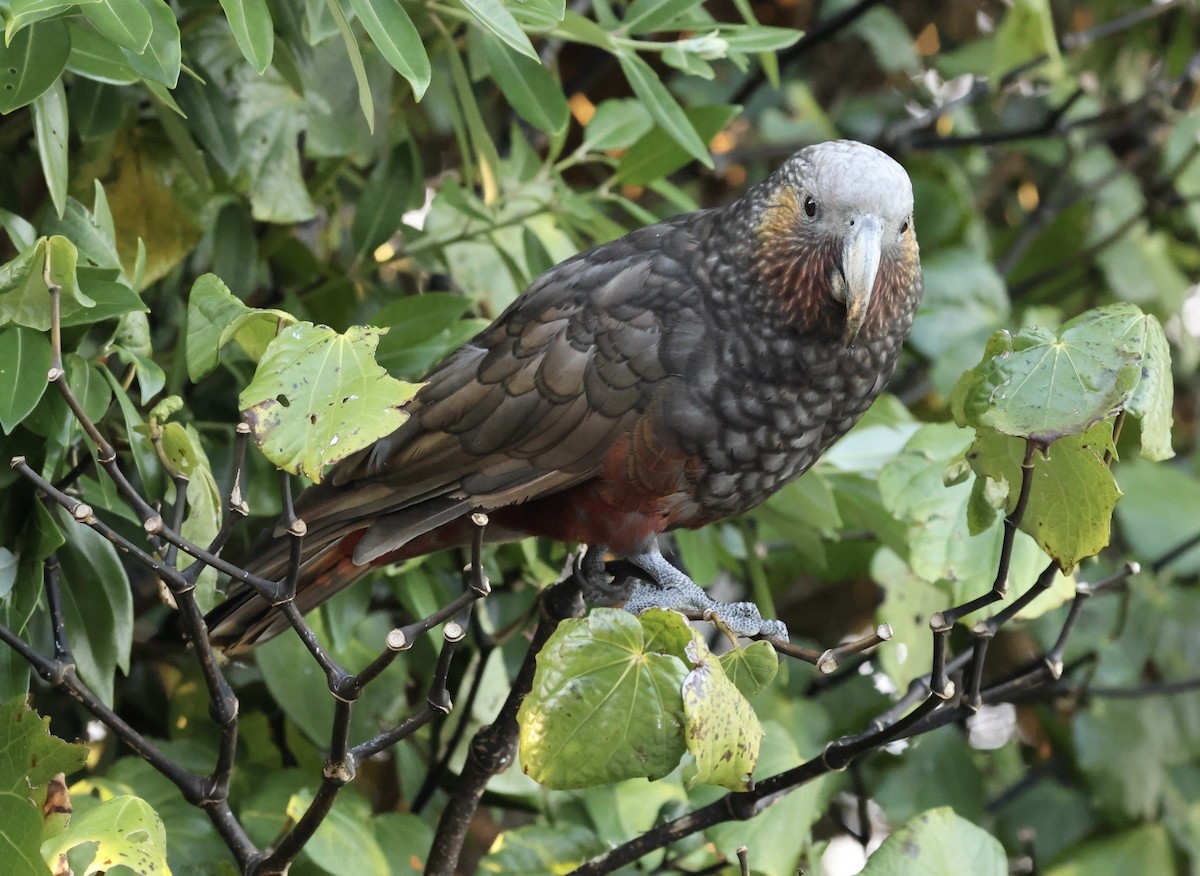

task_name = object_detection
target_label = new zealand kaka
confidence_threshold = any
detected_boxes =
[208,139,922,653]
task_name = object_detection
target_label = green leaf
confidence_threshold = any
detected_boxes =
[623,0,701,34]
[46,195,120,276]
[0,697,88,796]
[120,0,181,88]
[371,293,473,353]
[32,78,68,219]
[41,795,171,876]
[0,237,94,331]
[63,274,145,327]
[347,0,431,99]
[1046,825,1173,876]
[460,0,538,60]
[717,24,804,52]
[0,327,51,433]
[0,19,70,114]
[480,824,606,874]
[615,103,734,184]
[82,0,153,53]
[6,0,100,41]
[186,274,251,380]
[581,98,654,151]
[1125,313,1173,460]
[99,366,162,498]
[219,0,275,74]
[682,632,763,790]
[57,518,134,706]
[518,609,689,788]
[326,0,374,132]
[615,52,712,167]
[65,20,140,85]
[173,77,240,176]
[220,309,297,361]
[860,807,1006,876]
[238,323,419,481]
[481,33,568,134]
[236,91,317,223]
[48,356,112,447]
[285,789,389,876]
[967,424,1120,572]
[550,10,612,48]
[952,303,1149,445]
[508,0,565,30]
[0,793,44,876]
[159,422,221,609]
[718,640,779,699]
[351,146,418,254]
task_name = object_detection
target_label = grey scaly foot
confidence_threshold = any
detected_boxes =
[621,547,788,640]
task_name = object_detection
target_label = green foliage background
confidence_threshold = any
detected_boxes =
[0,0,1199,873]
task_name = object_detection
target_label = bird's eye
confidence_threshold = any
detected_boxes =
[803,196,817,219]
[900,218,910,234]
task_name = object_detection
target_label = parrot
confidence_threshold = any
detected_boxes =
[207,139,922,653]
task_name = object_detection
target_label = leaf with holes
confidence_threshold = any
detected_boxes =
[40,795,171,876]
[238,323,418,481]
[682,631,763,790]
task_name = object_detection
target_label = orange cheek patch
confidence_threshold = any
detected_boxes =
[756,187,803,243]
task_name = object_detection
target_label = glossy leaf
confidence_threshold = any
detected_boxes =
[351,146,419,254]
[120,0,181,88]
[0,236,94,331]
[219,0,274,74]
[82,0,153,53]
[65,21,140,85]
[623,0,701,34]
[615,51,711,167]
[0,19,70,114]
[461,0,538,60]
[326,0,374,131]
[581,98,654,151]
[348,0,431,99]
[481,33,568,134]
[6,0,101,41]
[56,519,134,706]
[0,327,51,433]
[32,78,68,218]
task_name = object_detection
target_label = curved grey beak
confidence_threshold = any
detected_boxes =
[835,214,883,345]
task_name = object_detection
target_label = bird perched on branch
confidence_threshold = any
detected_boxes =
[208,140,922,653]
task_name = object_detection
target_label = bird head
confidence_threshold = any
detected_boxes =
[753,140,919,346]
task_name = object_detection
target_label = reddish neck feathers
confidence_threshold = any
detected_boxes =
[752,187,921,344]
[752,187,845,338]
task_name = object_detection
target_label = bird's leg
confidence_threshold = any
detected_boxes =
[622,546,788,640]
[573,544,635,606]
